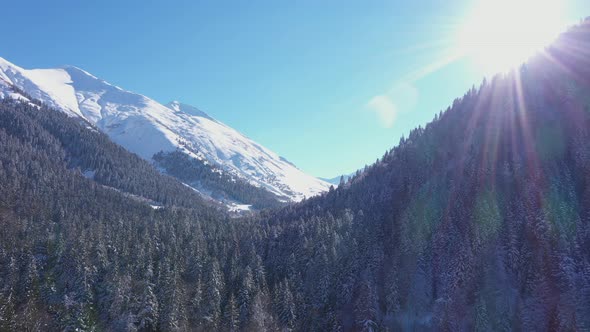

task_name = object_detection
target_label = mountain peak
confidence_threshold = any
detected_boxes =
[0,58,331,202]
[166,100,215,120]
[61,65,99,80]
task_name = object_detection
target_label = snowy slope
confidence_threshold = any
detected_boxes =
[0,57,330,201]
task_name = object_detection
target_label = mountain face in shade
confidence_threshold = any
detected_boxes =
[256,19,590,330]
[0,58,331,203]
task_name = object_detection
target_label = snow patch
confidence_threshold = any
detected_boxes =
[227,203,252,212]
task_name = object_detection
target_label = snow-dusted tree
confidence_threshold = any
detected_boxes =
[222,294,239,332]
[276,279,296,331]
[238,266,254,328]
[354,272,378,332]
[202,259,224,330]
[136,280,159,331]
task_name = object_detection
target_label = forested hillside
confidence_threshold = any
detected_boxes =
[153,151,284,210]
[0,96,217,210]
[258,18,590,330]
[1,18,590,332]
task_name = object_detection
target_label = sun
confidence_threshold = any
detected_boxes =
[456,0,567,76]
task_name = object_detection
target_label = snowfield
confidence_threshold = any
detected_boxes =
[0,57,330,202]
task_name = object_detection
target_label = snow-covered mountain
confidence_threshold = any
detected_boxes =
[0,57,330,202]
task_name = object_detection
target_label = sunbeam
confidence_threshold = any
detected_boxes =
[455,0,567,76]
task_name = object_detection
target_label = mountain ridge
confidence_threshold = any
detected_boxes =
[0,57,331,203]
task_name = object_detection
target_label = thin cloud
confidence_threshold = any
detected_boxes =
[403,51,463,82]
[367,95,397,128]
[367,82,419,128]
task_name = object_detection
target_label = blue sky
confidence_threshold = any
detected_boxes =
[2,0,589,177]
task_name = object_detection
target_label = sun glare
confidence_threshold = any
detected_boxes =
[456,0,566,76]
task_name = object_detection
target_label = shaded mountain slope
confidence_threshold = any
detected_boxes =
[255,18,590,330]
[153,150,284,210]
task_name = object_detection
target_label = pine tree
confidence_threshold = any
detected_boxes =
[238,266,254,328]
[354,275,378,332]
[137,282,159,331]
[202,259,224,330]
[277,280,296,331]
[222,294,239,332]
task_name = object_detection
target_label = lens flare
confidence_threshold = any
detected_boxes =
[456,0,567,76]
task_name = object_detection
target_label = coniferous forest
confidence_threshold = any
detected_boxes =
[1,18,590,332]
[153,150,284,210]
